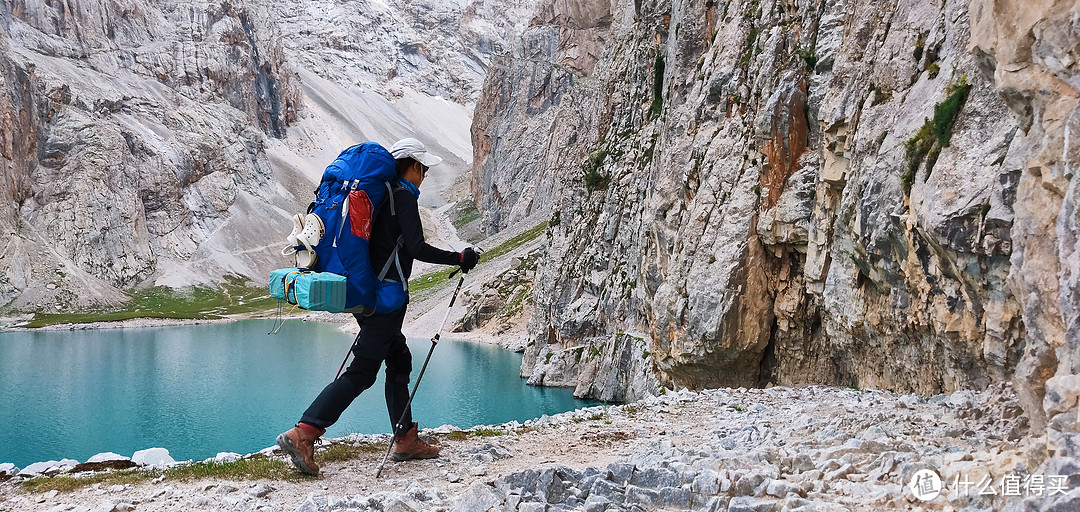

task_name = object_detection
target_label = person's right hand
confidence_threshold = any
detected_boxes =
[460,247,480,273]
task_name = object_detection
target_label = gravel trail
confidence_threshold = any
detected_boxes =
[2,383,1058,512]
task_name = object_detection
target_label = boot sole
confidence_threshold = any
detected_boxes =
[390,450,439,462]
[276,432,319,475]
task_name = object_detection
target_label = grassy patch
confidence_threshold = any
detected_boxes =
[932,79,972,146]
[162,456,302,481]
[869,83,892,106]
[483,222,548,262]
[450,199,481,230]
[640,136,657,169]
[738,28,760,68]
[21,455,310,494]
[903,78,972,192]
[317,442,383,463]
[443,431,469,441]
[472,428,505,437]
[796,48,817,72]
[584,168,611,191]
[23,276,277,328]
[650,52,665,120]
[499,279,533,319]
[588,149,608,171]
[408,269,459,300]
[21,470,153,494]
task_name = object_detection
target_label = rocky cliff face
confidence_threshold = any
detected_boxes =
[0,0,537,312]
[967,0,1080,490]
[0,0,300,310]
[472,0,1080,480]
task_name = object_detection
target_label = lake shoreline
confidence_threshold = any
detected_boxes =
[0,310,519,349]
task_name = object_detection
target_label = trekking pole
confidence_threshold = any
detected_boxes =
[334,331,362,382]
[375,269,467,478]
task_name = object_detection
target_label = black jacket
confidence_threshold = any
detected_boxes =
[369,182,459,283]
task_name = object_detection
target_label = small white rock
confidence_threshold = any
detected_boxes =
[249,483,274,498]
[210,452,242,464]
[87,452,130,463]
[131,448,175,468]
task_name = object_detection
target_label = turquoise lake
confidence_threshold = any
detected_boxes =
[0,320,594,468]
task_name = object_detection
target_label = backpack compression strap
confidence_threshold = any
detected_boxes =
[377,235,407,292]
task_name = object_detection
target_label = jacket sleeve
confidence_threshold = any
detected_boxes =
[395,190,461,266]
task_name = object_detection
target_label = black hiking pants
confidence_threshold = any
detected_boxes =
[299,306,414,436]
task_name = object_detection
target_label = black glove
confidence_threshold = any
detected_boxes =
[460,247,480,273]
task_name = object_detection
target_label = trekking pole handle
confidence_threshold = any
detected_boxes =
[449,247,483,280]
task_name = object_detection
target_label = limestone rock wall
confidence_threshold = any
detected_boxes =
[265,0,542,109]
[967,0,1080,492]
[472,0,1079,456]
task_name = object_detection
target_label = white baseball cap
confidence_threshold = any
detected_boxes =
[389,137,443,167]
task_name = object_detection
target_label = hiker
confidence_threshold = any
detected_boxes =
[276,138,480,475]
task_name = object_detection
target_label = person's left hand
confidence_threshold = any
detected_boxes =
[460,247,480,273]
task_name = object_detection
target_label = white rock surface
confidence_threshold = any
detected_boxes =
[208,452,242,464]
[86,452,130,463]
[17,459,77,476]
[131,448,175,468]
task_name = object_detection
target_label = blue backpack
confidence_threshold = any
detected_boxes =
[291,142,408,314]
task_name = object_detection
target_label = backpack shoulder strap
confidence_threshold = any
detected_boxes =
[385,181,397,216]
[376,181,408,292]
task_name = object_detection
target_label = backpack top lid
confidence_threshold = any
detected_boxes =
[322,142,396,186]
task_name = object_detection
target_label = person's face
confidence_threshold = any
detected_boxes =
[406,160,428,187]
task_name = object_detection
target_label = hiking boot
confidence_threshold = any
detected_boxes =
[390,422,439,461]
[277,423,325,475]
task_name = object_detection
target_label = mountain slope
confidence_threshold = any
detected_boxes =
[0,0,538,314]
